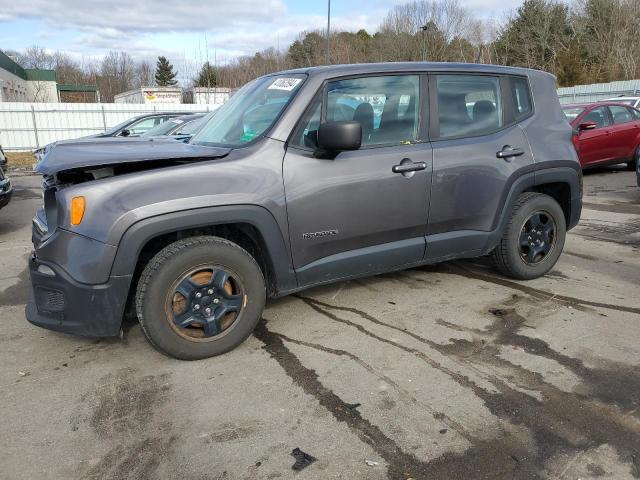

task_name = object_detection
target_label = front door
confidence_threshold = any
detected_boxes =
[283,74,432,286]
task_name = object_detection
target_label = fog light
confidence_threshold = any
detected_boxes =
[37,265,56,277]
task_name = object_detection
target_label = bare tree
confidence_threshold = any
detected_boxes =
[134,61,155,88]
[98,51,136,102]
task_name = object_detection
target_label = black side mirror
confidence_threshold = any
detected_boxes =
[120,129,131,137]
[316,121,361,157]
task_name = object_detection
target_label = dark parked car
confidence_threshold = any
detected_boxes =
[33,112,200,163]
[141,113,209,141]
[0,167,12,211]
[563,102,640,170]
[96,112,196,138]
[28,63,581,359]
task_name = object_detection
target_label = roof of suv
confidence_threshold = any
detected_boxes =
[276,62,551,79]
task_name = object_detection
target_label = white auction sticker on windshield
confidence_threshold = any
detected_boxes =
[268,78,302,91]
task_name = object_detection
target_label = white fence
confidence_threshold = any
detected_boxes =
[0,102,216,151]
[557,79,640,105]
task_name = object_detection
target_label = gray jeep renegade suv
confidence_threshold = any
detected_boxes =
[27,63,582,359]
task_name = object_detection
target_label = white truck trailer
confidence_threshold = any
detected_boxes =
[114,87,183,104]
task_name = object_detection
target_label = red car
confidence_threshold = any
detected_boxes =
[563,102,640,170]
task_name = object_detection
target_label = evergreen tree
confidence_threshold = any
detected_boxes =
[195,62,218,87]
[154,56,178,86]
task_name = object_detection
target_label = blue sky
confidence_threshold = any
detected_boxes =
[0,0,521,69]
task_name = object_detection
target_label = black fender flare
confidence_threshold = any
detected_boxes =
[486,162,582,252]
[110,204,298,295]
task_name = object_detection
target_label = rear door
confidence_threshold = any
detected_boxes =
[426,73,534,259]
[283,74,432,286]
[574,106,615,166]
[607,105,638,160]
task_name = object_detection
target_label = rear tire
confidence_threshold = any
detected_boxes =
[135,236,266,360]
[492,192,566,280]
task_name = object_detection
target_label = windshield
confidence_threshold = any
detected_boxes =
[563,107,585,122]
[191,74,305,147]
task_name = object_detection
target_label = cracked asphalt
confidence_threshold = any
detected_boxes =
[1,165,639,480]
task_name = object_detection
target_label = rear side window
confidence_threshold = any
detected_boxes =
[609,105,633,124]
[511,77,532,120]
[435,75,503,138]
[630,108,640,120]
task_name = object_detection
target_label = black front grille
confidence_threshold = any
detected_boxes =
[35,287,65,312]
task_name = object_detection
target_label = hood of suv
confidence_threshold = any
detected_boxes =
[36,136,231,176]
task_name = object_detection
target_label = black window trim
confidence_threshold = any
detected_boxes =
[287,71,428,153]
[428,72,534,142]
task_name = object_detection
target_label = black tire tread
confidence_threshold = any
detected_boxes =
[492,192,547,278]
[135,235,263,359]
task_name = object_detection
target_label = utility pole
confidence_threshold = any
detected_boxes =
[326,0,331,65]
[420,24,428,62]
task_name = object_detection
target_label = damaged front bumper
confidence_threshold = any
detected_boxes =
[26,252,131,337]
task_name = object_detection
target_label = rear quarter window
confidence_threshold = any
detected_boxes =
[511,77,533,120]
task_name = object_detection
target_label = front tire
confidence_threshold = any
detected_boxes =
[135,236,266,360]
[492,192,566,280]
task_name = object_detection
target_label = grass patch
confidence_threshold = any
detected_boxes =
[6,152,36,168]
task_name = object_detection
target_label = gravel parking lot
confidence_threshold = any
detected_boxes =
[1,166,639,480]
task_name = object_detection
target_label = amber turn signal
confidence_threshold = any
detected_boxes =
[70,196,86,225]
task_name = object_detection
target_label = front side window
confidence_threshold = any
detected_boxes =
[191,74,305,147]
[326,75,420,146]
[290,75,420,149]
[127,117,160,135]
[582,107,610,128]
[435,75,503,138]
[609,105,633,124]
